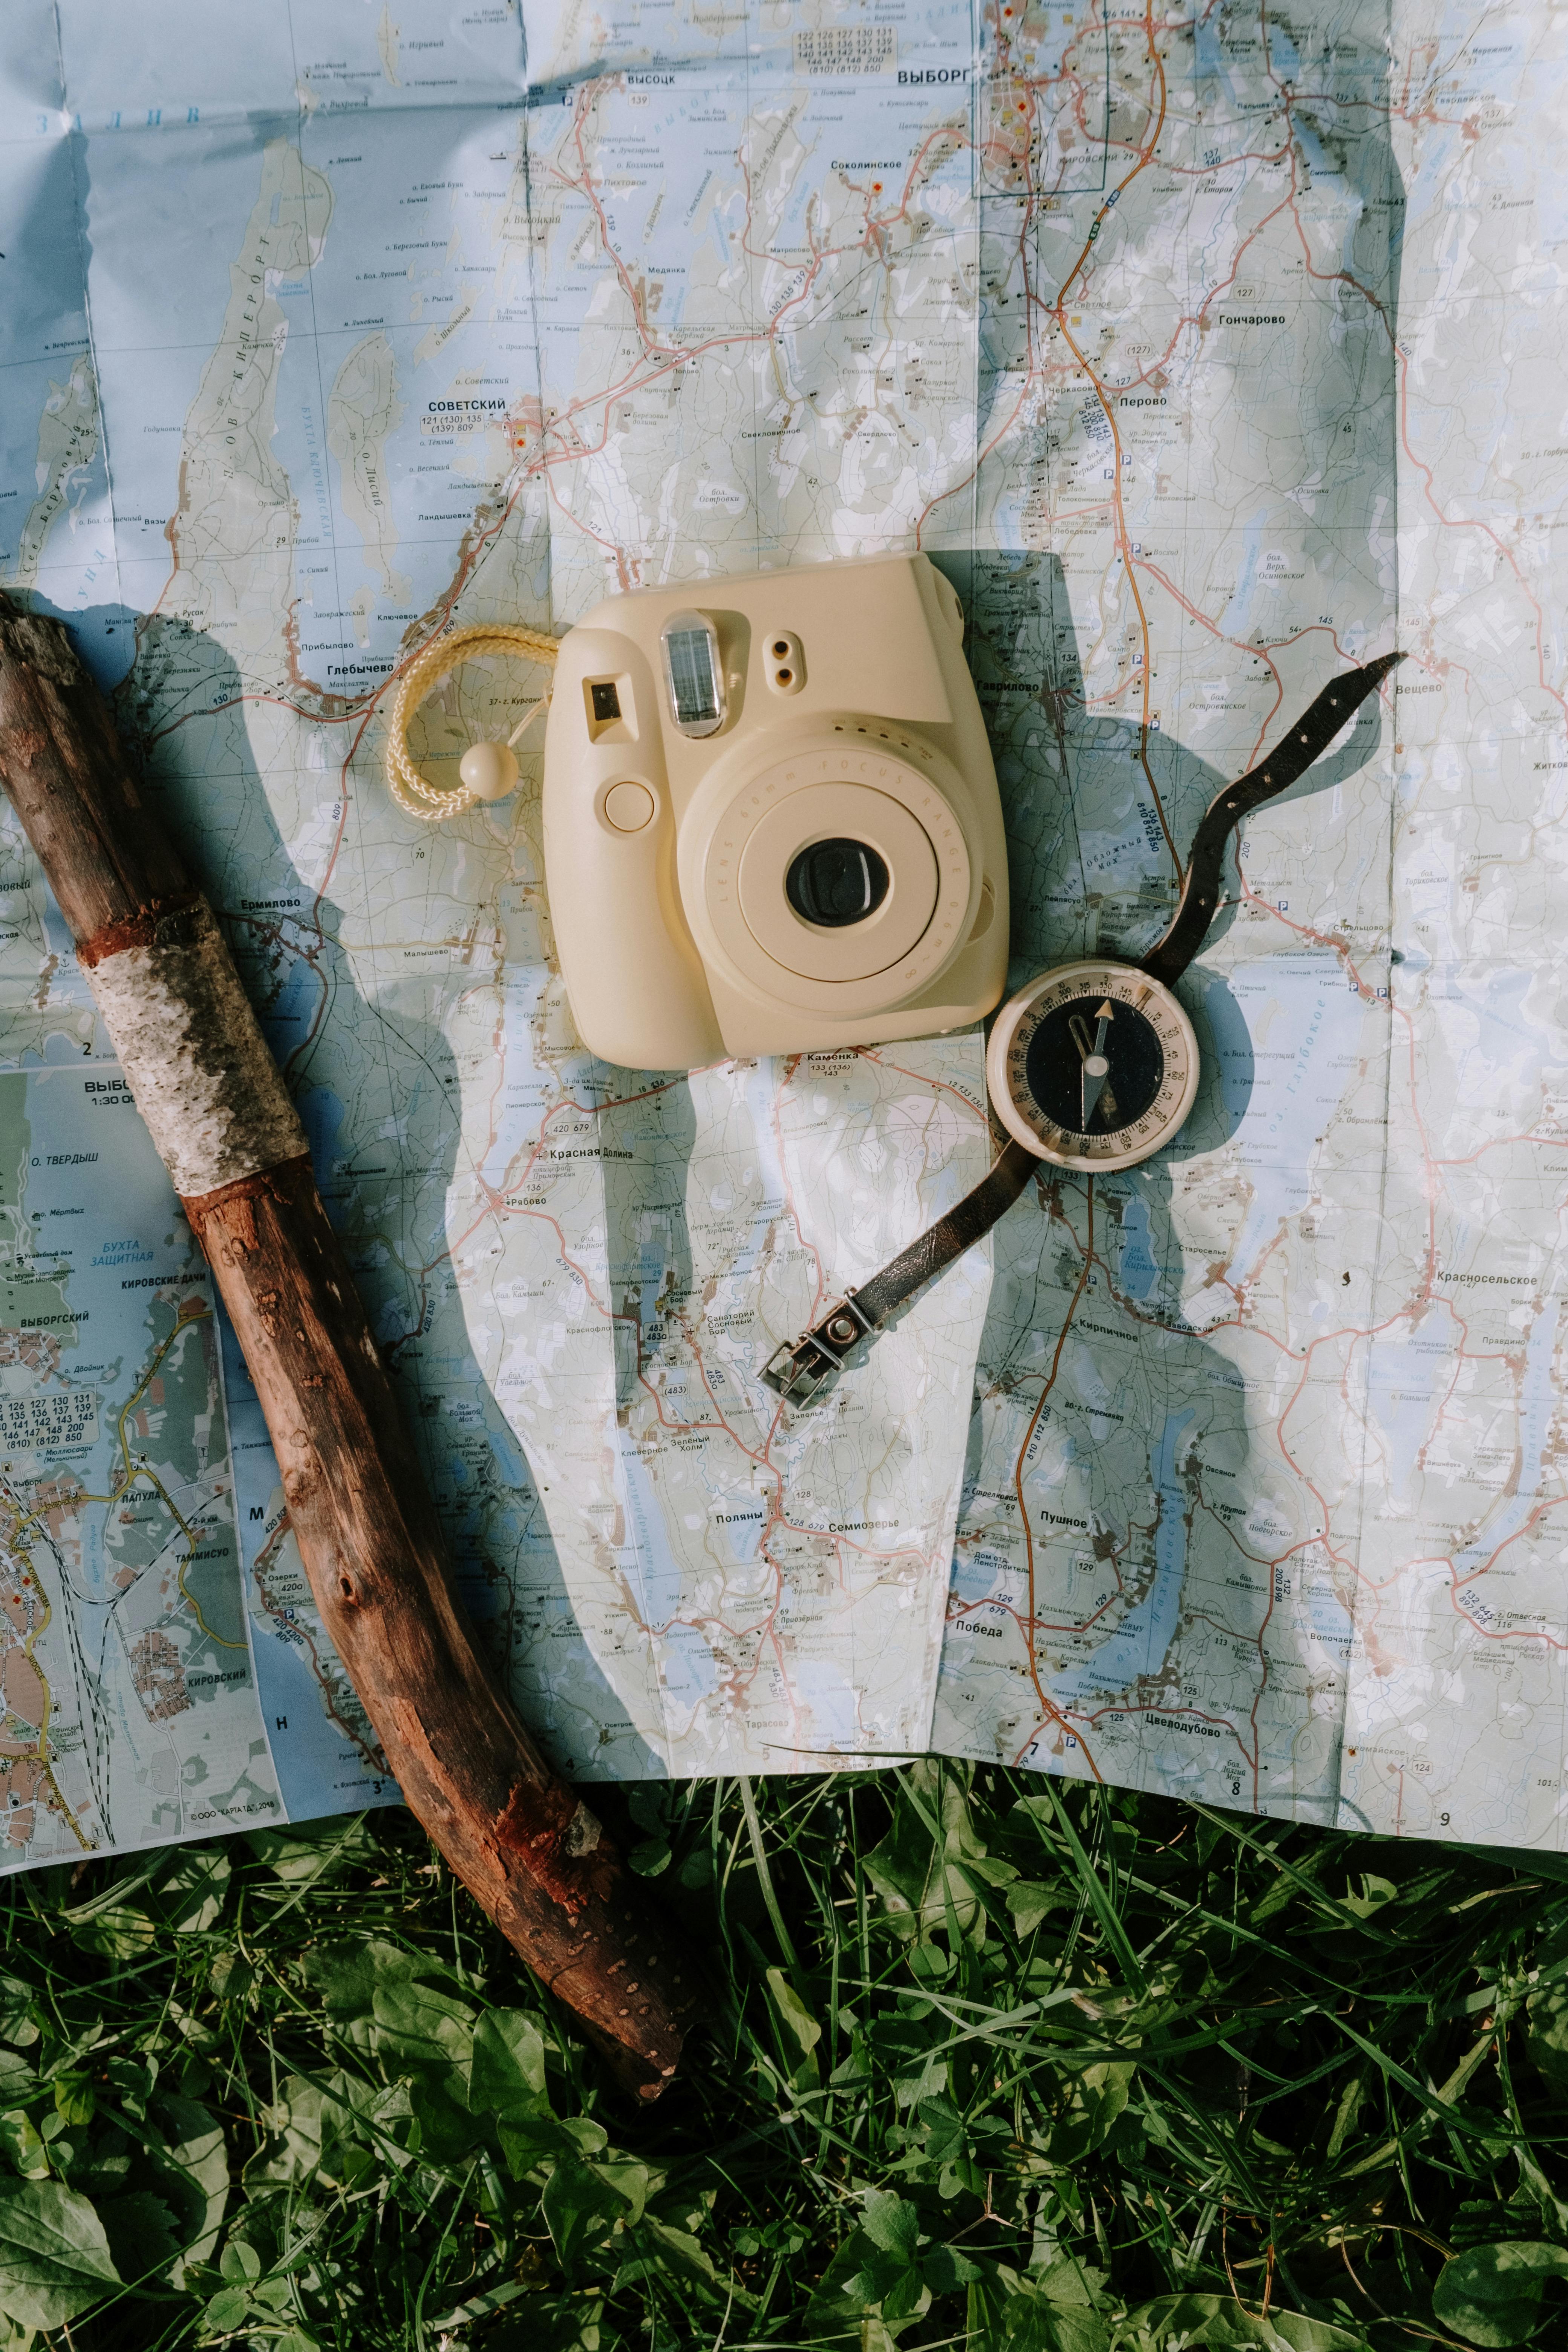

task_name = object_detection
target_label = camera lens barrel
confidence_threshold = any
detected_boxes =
[785,838,891,929]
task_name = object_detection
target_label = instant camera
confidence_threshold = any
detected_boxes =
[541,553,1010,1068]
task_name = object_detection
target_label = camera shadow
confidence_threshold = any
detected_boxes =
[925,541,1395,1820]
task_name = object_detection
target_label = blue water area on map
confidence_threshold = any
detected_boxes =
[782,1652,861,1756]
[1051,1405,1195,1700]
[1217,512,1265,642]
[1266,24,1302,80]
[297,1083,346,1170]
[74,124,265,577]
[267,361,343,662]
[1364,1331,1443,1494]
[20,596,139,693]
[724,1505,771,1562]
[948,1536,1005,1609]
[1201,966,1256,1127]
[1191,16,1223,86]
[1290,115,1346,195]
[1191,16,1266,119]
[1302,1562,1355,1669]
[710,196,741,273]
[1444,964,1560,1091]
[637,1240,666,1326]
[31,997,100,1062]
[1115,1194,1159,1301]
[253,936,328,1067]
[1221,954,1369,1290]
[620,1444,718,1723]
[1449,1299,1561,1589]
[484,1412,530,1490]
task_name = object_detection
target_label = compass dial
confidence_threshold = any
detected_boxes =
[985,959,1200,1173]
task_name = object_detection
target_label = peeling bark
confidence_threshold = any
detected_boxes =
[0,593,698,2099]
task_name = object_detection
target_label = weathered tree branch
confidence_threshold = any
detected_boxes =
[0,597,697,2099]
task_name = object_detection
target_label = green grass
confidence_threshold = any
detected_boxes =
[1,1766,1565,2351]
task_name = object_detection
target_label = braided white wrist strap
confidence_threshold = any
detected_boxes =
[384,623,559,822]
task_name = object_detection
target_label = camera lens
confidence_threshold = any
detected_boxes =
[785,838,890,928]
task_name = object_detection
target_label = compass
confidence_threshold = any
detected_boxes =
[986,959,1199,1174]
[762,648,1403,1404]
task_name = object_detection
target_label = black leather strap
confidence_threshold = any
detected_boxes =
[760,651,1402,1404]
[1137,650,1401,987]
[760,1139,1038,1404]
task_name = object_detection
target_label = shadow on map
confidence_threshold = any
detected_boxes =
[929,527,1397,1818]
[85,612,666,1788]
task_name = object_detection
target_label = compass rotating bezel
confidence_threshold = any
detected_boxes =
[985,958,1200,1173]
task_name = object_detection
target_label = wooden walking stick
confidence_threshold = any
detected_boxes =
[0,595,698,2099]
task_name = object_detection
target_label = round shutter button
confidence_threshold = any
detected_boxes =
[603,781,655,833]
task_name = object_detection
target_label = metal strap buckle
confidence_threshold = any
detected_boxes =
[760,1291,873,1406]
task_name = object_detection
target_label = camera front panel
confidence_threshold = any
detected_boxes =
[737,783,940,982]
[543,552,1009,1064]
[698,733,975,1017]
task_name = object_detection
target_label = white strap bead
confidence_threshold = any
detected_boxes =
[383,624,557,822]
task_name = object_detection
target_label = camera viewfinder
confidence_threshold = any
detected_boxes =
[660,611,726,739]
[590,680,622,724]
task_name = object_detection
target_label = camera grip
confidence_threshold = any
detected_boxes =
[542,630,724,1070]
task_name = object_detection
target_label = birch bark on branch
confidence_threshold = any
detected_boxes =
[0,595,698,2099]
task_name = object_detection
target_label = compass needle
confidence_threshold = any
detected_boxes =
[1080,1002,1114,1130]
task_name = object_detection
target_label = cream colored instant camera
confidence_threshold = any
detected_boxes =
[540,553,1009,1067]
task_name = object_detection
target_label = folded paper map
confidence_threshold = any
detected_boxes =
[0,0,1562,1863]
